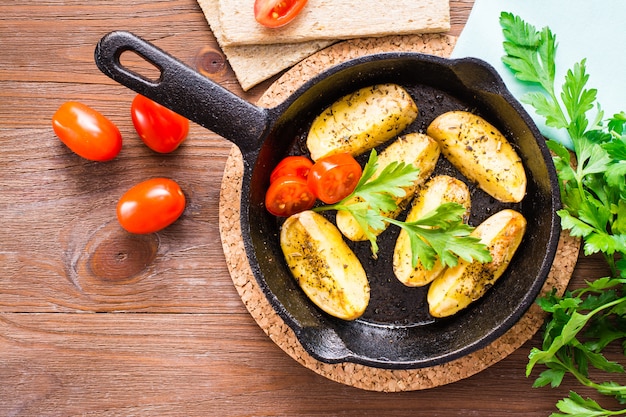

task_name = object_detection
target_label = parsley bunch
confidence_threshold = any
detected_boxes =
[314,150,491,269]
[501,12,626,416]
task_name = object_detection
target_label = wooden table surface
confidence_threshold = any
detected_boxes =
[0,1,620,415]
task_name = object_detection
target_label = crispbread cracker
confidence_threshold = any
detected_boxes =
[197,0,333,90]
[217,0,450,46]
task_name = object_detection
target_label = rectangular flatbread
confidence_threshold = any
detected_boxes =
[217,0,450,46]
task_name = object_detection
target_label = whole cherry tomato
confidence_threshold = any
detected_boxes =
[269,155,313,183]
[265,175,315,217]
[117,178,186,234]
[52,101,122,161]
[254,0,308,28]
[130,94,189,153]
[307,153,362,204]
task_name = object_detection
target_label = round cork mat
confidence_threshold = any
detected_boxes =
[218,34,580,392]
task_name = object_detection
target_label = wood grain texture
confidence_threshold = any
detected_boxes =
[0,0,621,415]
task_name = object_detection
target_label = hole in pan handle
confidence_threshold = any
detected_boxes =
[94,31,269,154]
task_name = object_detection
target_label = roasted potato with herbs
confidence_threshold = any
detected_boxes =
[393,175,471,287]
[336,132,440,241]
[427,209,527,318]
[280,210,370,320]
[307,83,418,161]
[426,110,527,203]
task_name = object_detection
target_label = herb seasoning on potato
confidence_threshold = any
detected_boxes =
[427,209,527,318]
[280,210,370,320]
[426,110,527,203]
[306,83,418,161]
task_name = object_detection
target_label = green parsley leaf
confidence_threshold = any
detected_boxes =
[387,203,492,270]
[352,151,424,214]
[500,12,555,92]
[550,391,623,417]
[532,367,566,389]
[500,12,599,143]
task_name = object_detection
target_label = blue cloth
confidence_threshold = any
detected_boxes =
[451,0,626,149]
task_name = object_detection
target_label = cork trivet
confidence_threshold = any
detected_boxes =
[218,34,580,392]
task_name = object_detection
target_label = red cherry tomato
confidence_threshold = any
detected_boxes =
[52,101,122,161]
[117,178,186,234]
[254,0,308,28]
[269,155,313,183]
[131,94,189,153]
[308,153,362,204]
[265,175,315,217]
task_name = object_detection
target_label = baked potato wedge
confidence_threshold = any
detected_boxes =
[426,110,527,203]
[280,210,370,320]
[336,132,440,241]
[427,209,527,318]
[307,83,418,161]
[393,175,471,287]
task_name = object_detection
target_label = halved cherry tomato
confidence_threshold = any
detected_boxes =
[307,153,362,204]
[131,94,189,153]
[265,175,315,217]
[269,155,313,183]
[52,101,122,161]
[117,178,186,234]
[254,0,308,28]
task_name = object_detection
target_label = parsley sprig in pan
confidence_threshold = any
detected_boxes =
[501,11,626,416]
[313,150,492,269]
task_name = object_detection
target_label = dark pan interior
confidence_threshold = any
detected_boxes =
[240,53,561,369]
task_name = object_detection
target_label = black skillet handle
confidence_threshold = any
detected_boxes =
[94,31,269,154]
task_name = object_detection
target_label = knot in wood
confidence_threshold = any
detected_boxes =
[88,231,159,281]
[196,47,226,76]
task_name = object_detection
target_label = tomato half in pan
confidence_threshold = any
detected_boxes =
[307,153,361,204]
